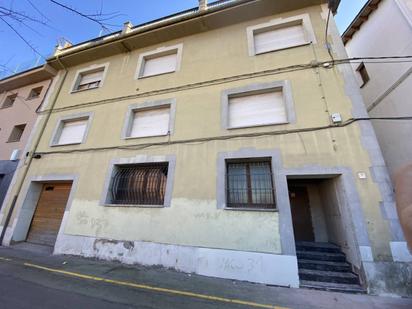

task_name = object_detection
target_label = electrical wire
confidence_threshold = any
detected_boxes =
[34,116,412,156]
[36,55,412,116]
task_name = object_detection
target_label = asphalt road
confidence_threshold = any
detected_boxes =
[0,245,411,309]
[0,261,241,309]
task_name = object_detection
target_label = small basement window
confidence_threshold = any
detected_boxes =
[7,124,26,142]
[73,68,104,91]
[108,163,169,206]
[27,86,43,100]
[226,159,276,210]
[55,118,88,145]
[228,89,287,128]
[357,63,370,87]
[2,94,17,108]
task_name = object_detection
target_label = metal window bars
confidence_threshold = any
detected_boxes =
[226,160,276,209]
[110,163,168,205]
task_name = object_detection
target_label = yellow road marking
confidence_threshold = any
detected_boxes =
[21,262,288,309]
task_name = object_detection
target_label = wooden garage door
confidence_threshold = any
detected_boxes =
[26,183,72,246]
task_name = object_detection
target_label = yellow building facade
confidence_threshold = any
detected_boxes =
[0,0,410,296]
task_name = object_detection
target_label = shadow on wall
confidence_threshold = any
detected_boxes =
[394,163,412,251]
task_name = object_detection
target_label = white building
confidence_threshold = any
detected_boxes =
[343,0,412,180]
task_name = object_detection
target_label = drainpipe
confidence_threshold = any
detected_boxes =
[0,56,68,245]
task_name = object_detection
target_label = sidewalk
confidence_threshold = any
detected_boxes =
[0,243,411,309]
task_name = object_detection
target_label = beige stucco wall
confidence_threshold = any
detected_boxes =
[1,5,394,259]
[0,79,51,161]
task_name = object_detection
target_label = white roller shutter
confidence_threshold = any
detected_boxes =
[228,91,286,128]
[142,53,177,77]
[130,107,170,137]
[254,24,306,54]
[58,119,88,144]
[79,70,103,86]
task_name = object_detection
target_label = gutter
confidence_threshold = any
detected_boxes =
[48,0,257,65]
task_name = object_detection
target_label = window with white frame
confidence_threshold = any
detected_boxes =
[129,106,170,138]
[136,44,182,79]
[247,15,315,56]
[228,89,286,128]
[53,117,89,145]
[73,68,104,91]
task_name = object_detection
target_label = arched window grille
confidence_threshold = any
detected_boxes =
[109,163,168,205]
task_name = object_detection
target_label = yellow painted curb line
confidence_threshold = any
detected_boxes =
[19,262,288,309]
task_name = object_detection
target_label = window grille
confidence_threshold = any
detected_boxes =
[7,124,26,143]
[75,69,104,91]
[109,163,168,205]
[226,160,276,209]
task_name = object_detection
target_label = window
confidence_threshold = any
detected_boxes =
[222,81,295,130]
[254,22,306,54]
[136,44,183,79]
[130,106,170,138]
[7,124,26,142]
[2,94,17,108]
[56,118,88,145]
[122,99,176,139]
[247,14,315,56]
[357,63,370,87]
[228,89,286,128]
[74,68,104,91]
[108,163,169,206]
[27,86,43,100]
[226,159,275,209]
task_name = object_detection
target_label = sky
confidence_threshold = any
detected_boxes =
[0,0,368,76]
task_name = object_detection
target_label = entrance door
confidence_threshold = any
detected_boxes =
[289,185,315,241]
[26,183,71,246]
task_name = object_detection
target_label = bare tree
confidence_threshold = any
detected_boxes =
[0,0,122,74]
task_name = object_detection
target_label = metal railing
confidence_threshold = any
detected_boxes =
[226,160,276,209]
[110,163,168,205]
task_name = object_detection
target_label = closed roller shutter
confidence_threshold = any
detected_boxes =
[26,183,72,246]
[254,23,306,54]
[228,90,286,128]
[142,53,177,77]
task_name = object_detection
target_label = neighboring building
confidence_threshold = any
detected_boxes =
[343,0,412,252]
[0,65,55,209]
[0,0,410,296]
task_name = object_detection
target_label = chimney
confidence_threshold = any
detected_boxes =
[199,0,208,11]
[122,21,133,34]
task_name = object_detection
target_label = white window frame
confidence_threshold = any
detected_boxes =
[135,44,183,79]
[247,14,316,56]
[121,98,176,139]
[70,63,109,93]
[50,112,93,146]
[221,80,295,130]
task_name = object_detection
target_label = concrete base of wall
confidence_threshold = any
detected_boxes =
[363,261,412,297]
[54,228,299,288]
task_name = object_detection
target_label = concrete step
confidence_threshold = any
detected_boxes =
[299,269,360,285]
[295,241,341,253]
[298,259,351,272]
[296,250,346,262]
[300,280,366,294]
